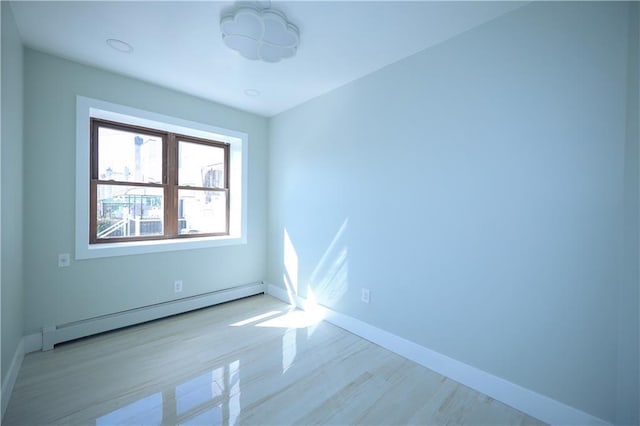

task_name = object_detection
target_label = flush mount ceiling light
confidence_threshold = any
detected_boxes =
[220,6,299,63]
[106,38,133,53]
[244,88,261,97]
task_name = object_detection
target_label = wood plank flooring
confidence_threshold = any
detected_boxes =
[4,295,545,425]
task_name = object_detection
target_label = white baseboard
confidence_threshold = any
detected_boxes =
[36,282,265,351]
[266,283,608,426]
[1,338,25,420]
[23,333,43,354]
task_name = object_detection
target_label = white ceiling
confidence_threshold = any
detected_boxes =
[10,1,525,117]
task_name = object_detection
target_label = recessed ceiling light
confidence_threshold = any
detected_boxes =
[244,89,261,97]
[106,39,133,53]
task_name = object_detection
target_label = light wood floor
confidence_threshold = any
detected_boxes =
[5,295,544,425]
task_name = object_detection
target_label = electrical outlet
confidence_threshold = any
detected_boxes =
[361,288,370,304]
[58,253,70,268]
[174,280,183,293]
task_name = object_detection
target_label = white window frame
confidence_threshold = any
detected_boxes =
[75,96,248,259]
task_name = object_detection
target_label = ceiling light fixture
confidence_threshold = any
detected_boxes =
[220,6,299,63]
[106,38,133,53]
[244,88,261,97]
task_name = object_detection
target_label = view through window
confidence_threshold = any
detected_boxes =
[91,119,230,243]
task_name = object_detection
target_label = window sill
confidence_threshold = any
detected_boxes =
[77,234,246,260]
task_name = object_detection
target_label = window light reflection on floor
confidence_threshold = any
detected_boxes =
[176,368,224,415]
[95,360,240,425]
[282,328,297,374]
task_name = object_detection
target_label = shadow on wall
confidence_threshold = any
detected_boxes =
[283,218,349,310]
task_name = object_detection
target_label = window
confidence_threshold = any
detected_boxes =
[91,119,230,243]
[76,96,247,259]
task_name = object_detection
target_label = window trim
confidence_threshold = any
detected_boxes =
[76,96,248,259]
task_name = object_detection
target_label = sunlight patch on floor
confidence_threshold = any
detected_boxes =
[256,309,324,329]
[230,310,282,327]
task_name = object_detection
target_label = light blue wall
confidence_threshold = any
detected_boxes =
[22,50,268,333]
[268,2,635,422]
[1,1,24,383]
[619,4,640,425]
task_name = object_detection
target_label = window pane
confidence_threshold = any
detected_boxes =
[178,190,227,234]
[179,141,225,188]
[97,185,164,239]
[98,126,162,184]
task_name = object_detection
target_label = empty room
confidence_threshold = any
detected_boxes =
[1,1,639,425]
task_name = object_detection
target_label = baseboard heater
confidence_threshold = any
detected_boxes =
[41,282,265,350]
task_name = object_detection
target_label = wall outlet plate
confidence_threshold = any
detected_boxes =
[174,280,183,293]
[361,288,370,304]
[58,253,70,267]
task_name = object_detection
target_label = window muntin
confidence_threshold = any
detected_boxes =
[90,118,230,243]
